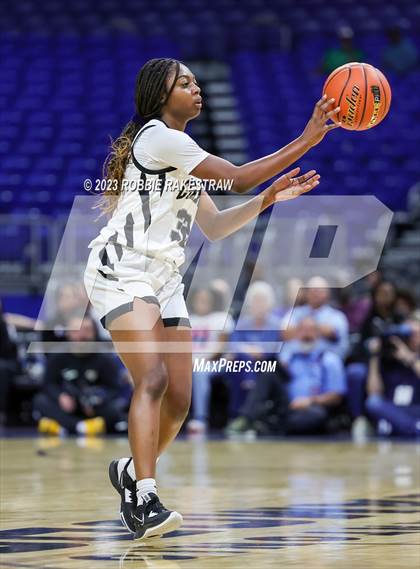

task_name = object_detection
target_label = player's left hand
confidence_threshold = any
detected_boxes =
[267,167,320,203]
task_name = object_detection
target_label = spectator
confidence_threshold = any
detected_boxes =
[209,278,232,311]
[33,312,127,435]
[347,280,401,438]
[275,278,306,320]
[350,280,400,362]
[226,317,346,435]
[365,319,420,437]
[282,276,349,360]
[188,286,234,433]
[321,26,364,75]
[42,283,86,344]
[227,281,281,416]
[0,304,20,426]
[338,271,383,334]
[382,26,419,76]
[395,289,418,320]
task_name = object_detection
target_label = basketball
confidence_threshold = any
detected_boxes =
[323,62,392,131]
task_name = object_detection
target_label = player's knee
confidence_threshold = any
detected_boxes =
[168,390,191,423]
[142,364,169,400]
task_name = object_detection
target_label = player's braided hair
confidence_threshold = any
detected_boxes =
[97,58,181,216]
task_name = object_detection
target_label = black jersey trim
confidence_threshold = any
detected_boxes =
[98,246,114,271]
[124,212,134,248]
[162,317,191,328]
[100,296,161,329]
[131,124,177,175]
[100,301,134,328]
[139,171,152,232]
[97,269,119,282]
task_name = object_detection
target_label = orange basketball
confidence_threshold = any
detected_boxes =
[322,62,392,131]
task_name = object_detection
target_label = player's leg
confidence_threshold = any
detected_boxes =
[109,298,166,481]
[159,325,192,454]
[110,327,191,528]
[108,297,182,539]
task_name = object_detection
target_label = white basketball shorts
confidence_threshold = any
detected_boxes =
[83,242,190,330]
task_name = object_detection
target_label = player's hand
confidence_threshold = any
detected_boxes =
[301,94,341,148]
[267,167,320,203]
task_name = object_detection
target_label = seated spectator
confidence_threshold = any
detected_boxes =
[320,26,364,75]
[226,318,346,435]
[365,319,420,437]
[339,283,373,335]
[33,312,127,436]
[382,26,419,76]
[274,278,306,320]
[351,280,402,362]
[188,286,234,433]
[227,281,281,416]
[41,283,86,344]
[347,280,402,437]
[282,276,349,360]
[395,288,418,320]
[0,303,21,426]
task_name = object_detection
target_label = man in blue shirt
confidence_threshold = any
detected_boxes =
[226,317,347,435]
[279,318,347,433]
[281,276,349,360]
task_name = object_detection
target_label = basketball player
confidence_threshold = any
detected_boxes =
[83,58,340,540]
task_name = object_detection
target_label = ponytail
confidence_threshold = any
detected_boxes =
[95,57,181,217]
[95,120,139,217]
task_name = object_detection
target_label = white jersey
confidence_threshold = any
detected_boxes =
[88,118,209,268]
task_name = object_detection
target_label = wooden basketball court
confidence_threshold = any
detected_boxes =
[1,437,419,568]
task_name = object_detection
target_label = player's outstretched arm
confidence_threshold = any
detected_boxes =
[196,167,319,241]
[191,95,339,194]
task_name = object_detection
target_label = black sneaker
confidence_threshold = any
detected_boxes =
[108,458,137,533]
[132,493,183,540]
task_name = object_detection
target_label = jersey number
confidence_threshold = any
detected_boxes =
[171,209,192,248]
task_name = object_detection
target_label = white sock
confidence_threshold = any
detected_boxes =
[136,478,157,503]
[121,456,159,482]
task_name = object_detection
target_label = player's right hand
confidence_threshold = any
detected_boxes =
[301,94,341,148]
